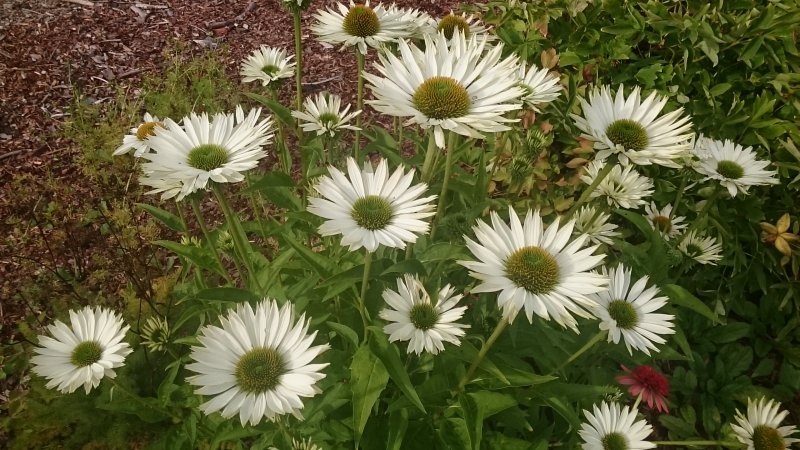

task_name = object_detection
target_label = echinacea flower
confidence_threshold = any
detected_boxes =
[139,106,273,201]
[365,31,523,148]
[423,11,493,40]
[579,401,656,450]
[459,207,607,330]
[517,63,562,112]
[292,92,362,137]
[31,306,132,394]
[572,85,693,167]
[573,205,621,245]
[240,46,296,87]
[616,365,670,413]
[141,316,171,353]
[732,397,799,450]
[307,157,436,252]
[693,137,779,197]
[644,202,686,240]
[591,264,675,356]
[113,112,165,157]
[186,299,329,426]
[311,1,417,54]
[678,231,723,265]
[380,274,469,355]
[580,160,654,209]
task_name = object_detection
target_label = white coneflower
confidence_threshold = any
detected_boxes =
[380,274,469,355]
[678,230,723,265]
[365,31,523,148]
[311,1,417,55]
[240,46,296,88]
[732,397,799,450]
[579,401,656,450]
[291,92,362,137]
[517,63,562,112]
[591,264,675,356]
[459,207,607,331]
[572,85,693,167]
[423,11,493,41]
[113,112,165,157]
[307,157,436,252]
[141,316,171,353]
[693,137,779,197]
[644,202,686,240]
[186,299,329,426]
[139,106,273,201]
[573,205,621,245]
[580,160,654,209]
[31,306,132,394]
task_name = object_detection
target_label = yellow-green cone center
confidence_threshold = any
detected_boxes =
[716,160,745,180]
[261,64,281,77]
[343,5,380,37]
[601,432,628,450]
[606,119,649,151]
[409,303,439,330]
[235,347,286,393]
[505,247,560,294]
[351,195,393,230]
[753,425,786,450]
[685,243,703,258]
[187,144,229,171]
[318,112,340,128]
[608,300,638,329]
[652,216,672,234]
[71,341,103,367]
[437,15,470,39]
[136,121,164,141]
[412,76,471,120]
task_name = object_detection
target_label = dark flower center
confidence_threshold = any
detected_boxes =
[409,303,439,330]
[136,121,164,141]
[752,425,786,450]
[716,160,745,180]
[412,76,471,120]
[437,14,470,39]
[187,144,229,171]
[71,341,103,367]
[343,5,380,37]
[235,347,287,393]
[261,64,281,77]
[606,119,649,151]
[505,246,560,294]
[607,300,638,329]
[652,215,672,234]
[351,195,393,230]
[601,432,628,450]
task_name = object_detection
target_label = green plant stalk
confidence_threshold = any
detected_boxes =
[271,88,292,174]
[431,132,458,237]
[354,50,366,158]
[563,159,616,221]
[456,317,509,393]
[245,172,271,240]
[107,378,175,420]
[686,187,721,235]
[549,330,606,375]
[395,116,404,151]
[358,251,373,341]
[211,183,262,293]
[190,197,234,285]
[672,171,689,215]
[652,441,743,448]
[292,9,303,113]
[420,133,439,183]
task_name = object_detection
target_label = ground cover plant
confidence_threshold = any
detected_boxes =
[3,0,800,449]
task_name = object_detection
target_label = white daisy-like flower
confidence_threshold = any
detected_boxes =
[186,299,329,426]
[240,46,296,87]
[308,157,436,252]
[692,137,779,197]
[113,112,165,157]
[387,5,432,39]
[364,31,524,148]
[311,1,417,55]
[291,92,362,137]
[732,397,799,450]
[591,264,675,356]
[573,205,620,245]
[579,401,656,450]
[380,274,469,355]
[517,63,562,112]
[141,316,171,353]
[139,106,273,201]
[580,160,654,209]
[270,437,322,450]
[571,85,693,167]
[31,306,132,395]
[422,11,494,41]
[459,207,607,330]
[678,230,723,265]
[644,202,686,240]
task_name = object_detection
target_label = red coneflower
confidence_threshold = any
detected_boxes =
[616,364,670,413]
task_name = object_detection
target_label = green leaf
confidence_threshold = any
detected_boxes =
[245,92,295,128]
[154,240,225,276]
[195,287,259,304]
[708,322,751,344]
[386,408,408,450]
[380,259,427,278]
[368,328,426,414]
[709,83,732,97]
[739,36,764,63]
[351,344,390,448]
[281,231,333,277]
[242,172,300,211]
[136,203,186,232]
[462,391,518,450]
[662,284,721,324]
[327,321,359,348]
[438,418,472,449]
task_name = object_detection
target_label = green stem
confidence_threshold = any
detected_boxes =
[686,187,721,235]
[107,378,174,419]
[672,171,689,215]
[432,132,457,237]
[632,391,642,411]
[271,88,292,174]
[456,318,509,393]
[564,159,616,221]
[190,197,234,285]
[395,116,404,152]
[485,133,500,194]
[292,9,303,113]
[549,330,606,375]
[652,441,743,448]
[358,251,373,341]
[211,183,262,294]
[420,133,438,183]
[354,50,365,159]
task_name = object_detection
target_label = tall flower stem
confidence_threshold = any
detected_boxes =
[672,171,689,215]
[549,330,606,375]
[271,88,292,174]
[190,197,234,285]
[395,117,404,152]
[354,50,366,159]
[358,251,373,341]
[431,132,458,236]
[456,317,509,393]
[563,159,616,221]
[686,187,721,235]
[211,184,262,294]
[652,441,743,448]
[108,378,175,419]
[292,9,304,113]
[420,133,438,183]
